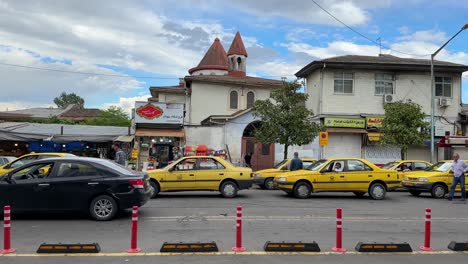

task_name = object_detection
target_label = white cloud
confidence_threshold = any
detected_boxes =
[397,30,448,43]
[283,41,380,59]
[101,95,151,114]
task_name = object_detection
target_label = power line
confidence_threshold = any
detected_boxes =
[310,0,432,58]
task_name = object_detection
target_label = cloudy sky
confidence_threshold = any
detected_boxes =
[0,0,467,112]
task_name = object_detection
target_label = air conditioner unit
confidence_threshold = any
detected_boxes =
[383,94,394,104]
[439,98,452,107]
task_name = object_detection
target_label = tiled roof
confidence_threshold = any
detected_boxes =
[189,38,229,74]
[296,55,468,77]
[227,32,248,57]
[59,106,101,119]
[185,75,284,88]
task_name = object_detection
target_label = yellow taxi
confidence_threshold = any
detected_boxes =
[401,160,468,198]
[274,158,400,200]
[147,156,253,198]
[253,158,317,190]
[381,160,432,172]
[0,152,75,176]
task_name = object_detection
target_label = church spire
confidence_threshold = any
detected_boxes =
[189,38,229,75]
[227,32,247,77]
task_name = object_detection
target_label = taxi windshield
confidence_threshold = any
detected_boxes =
[307,159,328,171]
[274,159,289,169]
[381,162,399,170]
[427,161,452,172]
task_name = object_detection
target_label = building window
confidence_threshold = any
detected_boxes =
[435,76,452,97]
[334,72,353,94]
[230,90,238,109]
[375,73,394,95]
[247,91,255,108]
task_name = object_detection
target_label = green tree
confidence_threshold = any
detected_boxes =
[82,106,131,127]
[53,92,85,108]
[252,80,321,159]
[381,101,429,159]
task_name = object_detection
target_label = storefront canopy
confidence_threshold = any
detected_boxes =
[135,128,185,138]
[326,128,368,134]
[115,135,135,142]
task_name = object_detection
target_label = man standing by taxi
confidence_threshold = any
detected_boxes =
[290,152,303,171]
[449,153,466,201]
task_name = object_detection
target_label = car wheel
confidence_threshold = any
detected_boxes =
[409,190,421,197]
[264,178,275,190]
[220,181,238,198]
[353,191,365,198]
[89,195,118,221]
[150,180,160,199]
[431,184,447,199]
[293,182,312,199]
[368,183,386,200]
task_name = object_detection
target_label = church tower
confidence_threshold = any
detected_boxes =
[227,32,248,77]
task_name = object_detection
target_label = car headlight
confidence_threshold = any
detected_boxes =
[277,177,287,182]
[254,173,261,178]
[419,177,428,182]
[403,176,408,181]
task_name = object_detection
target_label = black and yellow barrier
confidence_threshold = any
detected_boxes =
[37,243,100,253]
[264,241,320,252]
[448,241,468,251]
[160,242,218,253]
[355,242,412,252]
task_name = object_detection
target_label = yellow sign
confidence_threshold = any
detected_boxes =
[324,117,365,128]
[319,132,328,146]
[131,149,138,160]
[366,117,384,128]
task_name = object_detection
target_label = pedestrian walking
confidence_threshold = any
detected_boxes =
[449,153,466,201]
[290,152,303,171]
[244,152,252,168]
[113,143,127,166]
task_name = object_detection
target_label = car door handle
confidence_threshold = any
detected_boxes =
[88,182,99,185]
[38,183,50,187]
[189,174,195,176]
[339,176,345,178]
[368,175,373,177]
[219,173,224,176]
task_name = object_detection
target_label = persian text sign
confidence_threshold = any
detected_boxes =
[134,102,183,124]
[366,117,384,129]
[324,117,365,128]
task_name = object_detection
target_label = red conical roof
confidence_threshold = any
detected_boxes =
[189,38,229,74]
[227,32,248,57]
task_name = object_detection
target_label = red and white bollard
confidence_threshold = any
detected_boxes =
[419,208,432,251]
[232,205,246,252]
[127,206,141,253]
[1,205,15,254]
[332,208,346,252]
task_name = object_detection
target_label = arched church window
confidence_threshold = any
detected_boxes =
[247,91,255,108]
[230,90,238,109]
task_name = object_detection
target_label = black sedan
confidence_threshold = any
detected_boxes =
[0,157,152,221]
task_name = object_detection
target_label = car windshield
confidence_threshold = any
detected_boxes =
[381,162,399,170]
[426,161,452,172]
[274,159,288,169]
[307,159,328,171]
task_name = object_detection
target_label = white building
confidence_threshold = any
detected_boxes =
[134,32,286,170]
[295,54,468,164]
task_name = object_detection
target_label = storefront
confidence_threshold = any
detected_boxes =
[134,101,185,170]
[322,117,367,158]
[363,116,401,165]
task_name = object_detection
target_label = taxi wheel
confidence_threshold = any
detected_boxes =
[293,182,312,199]
[221,181,238,198]
[150,180,160,199]
[353,192,365,198]
[368,183,386,200]
[431,184,447,199]
[264,178,275,190]
[409,190,421,197]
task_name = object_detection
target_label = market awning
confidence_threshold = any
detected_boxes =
[114,135,134,142]
[368,132,382,142]
[135,128,185,138]
[326,128,368,134]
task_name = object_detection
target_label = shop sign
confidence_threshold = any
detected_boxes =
[366,117,384,129]
[324,117,365,128]
[131,149,138,160]
[134,102,183,124]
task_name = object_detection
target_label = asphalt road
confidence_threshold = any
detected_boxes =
[1,188,468,264]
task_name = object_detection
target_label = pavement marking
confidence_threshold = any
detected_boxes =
[1,251,466,257]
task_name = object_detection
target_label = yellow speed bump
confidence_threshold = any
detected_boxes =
[160,242,218,253]
[37,243,100,254]
[264,241,320,252]
[355,242,412,253]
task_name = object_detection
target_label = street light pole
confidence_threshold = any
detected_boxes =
[430,24,468,163]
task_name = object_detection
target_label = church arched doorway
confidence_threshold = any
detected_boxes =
[241,121,275,171]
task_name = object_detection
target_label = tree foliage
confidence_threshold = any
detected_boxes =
[53,92,85,108]
[252,81,321,159]
[82,106,131,127]
[381,101,429,158]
